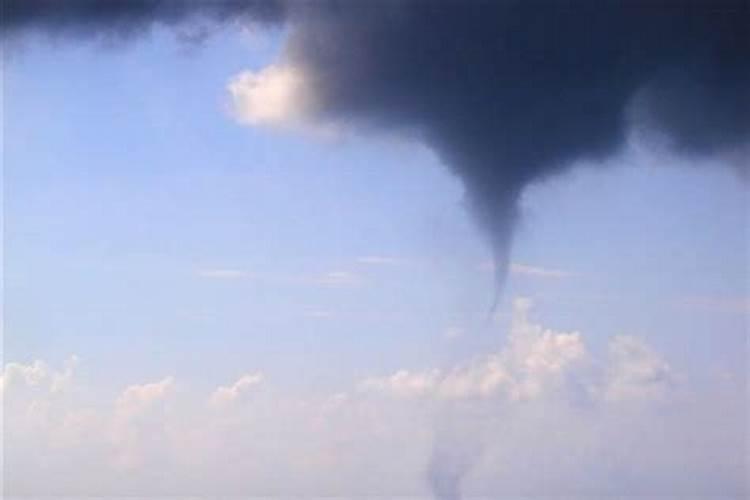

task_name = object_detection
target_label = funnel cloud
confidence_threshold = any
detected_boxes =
[5,0,747,293]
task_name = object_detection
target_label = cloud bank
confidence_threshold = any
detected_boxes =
[3,299,745,497]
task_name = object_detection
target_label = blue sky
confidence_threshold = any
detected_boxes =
[3,25,748,497]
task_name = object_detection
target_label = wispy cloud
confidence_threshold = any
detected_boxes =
[675,296,750,315]
[304,310,335,319]
[314,271,363,287]
[442,326,464,340]
[479,260,573,279]
[355,255,402,265]
[511,263,573,279]
[196,269,250,279]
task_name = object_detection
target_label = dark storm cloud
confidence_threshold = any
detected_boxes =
[4,0,748,290]
[1,0,286,39]
[280,0,749,296]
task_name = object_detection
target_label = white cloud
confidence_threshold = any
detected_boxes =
[443,326,464,340]
[112,377,175,469]
[676,295,750,315]
[359,369,441,398]
[209,372,264,406]
[1,360,51,393]
[360,298,586,401]
[603,335,673,402]
[510,262,573,278]
[478,261,573,278]
[359,300,676,408]
[115,376,174,417]
[1,355,79,396]
[2,308,742,497]
[228,64,311,128]
[314,270,363,287]
[196,268,250,279]
[305,310,335,319]
[356,255,402,265]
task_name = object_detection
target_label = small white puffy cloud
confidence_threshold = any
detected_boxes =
[209,372,264,406]
[360,298,587,401]
[115,376,174,417]
[604,335,673,402]
[1,355,79,396]
[2,356,82,442]
[1,360,51,394]
[228,64,312,127]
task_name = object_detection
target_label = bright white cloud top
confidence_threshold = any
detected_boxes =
[228,64,312,128]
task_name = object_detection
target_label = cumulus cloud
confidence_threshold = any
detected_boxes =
[114,376,175,418]
[356,299,703,499]
[228,63,312,128]
[360,298,587,401]
[359,369,441,399]
[1,355,79,396]
[2,311,744,497]
[603,336,673,402]
[359,300,675,422]
[209,372,264,406]
[112,377,175,469]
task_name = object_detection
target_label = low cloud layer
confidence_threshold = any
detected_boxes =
[4,299,745,497]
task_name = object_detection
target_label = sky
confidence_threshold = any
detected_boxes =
[2,21,748,499]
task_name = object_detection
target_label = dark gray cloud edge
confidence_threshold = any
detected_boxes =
[2,0,287,38]
[3,3,748,497]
